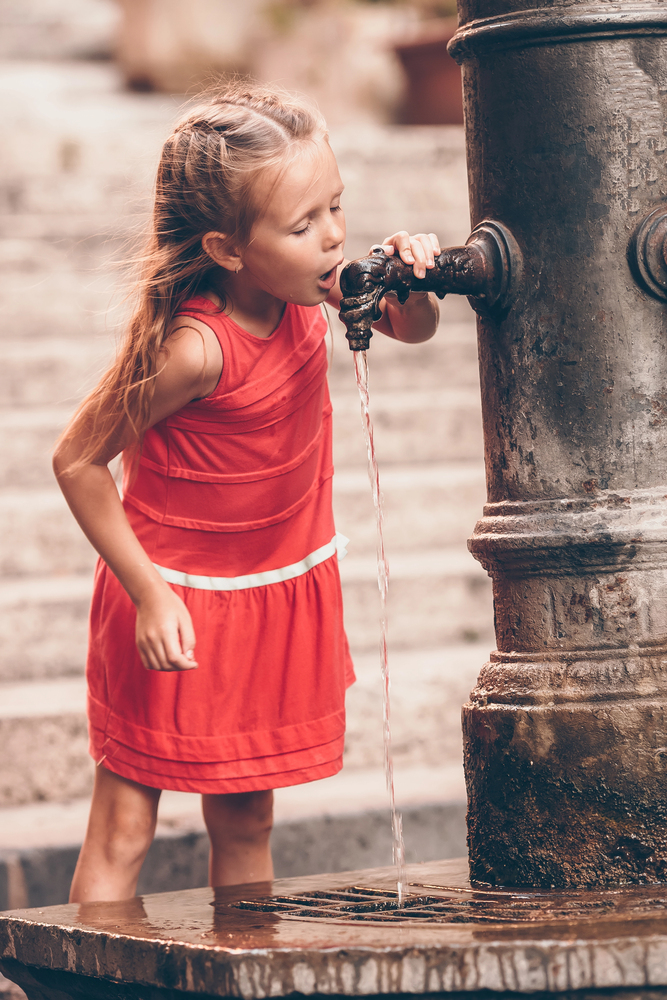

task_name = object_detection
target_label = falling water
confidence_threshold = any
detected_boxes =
[354,349,406,902]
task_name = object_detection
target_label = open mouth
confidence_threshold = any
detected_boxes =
[318,260,343,287]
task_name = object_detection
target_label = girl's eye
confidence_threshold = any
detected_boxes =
[331,205,342,214]
[294,223,311,236]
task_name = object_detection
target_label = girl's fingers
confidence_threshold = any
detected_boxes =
[139,637,164,672]
[378,235,396,255]
[162,627,197,671]
[138,628,186,672]
[374,232,444,278]
[412,235,439,273]
[409,237,428,279]
[379,232,413,262]
[178,614,199,669]
[134,590,198,672]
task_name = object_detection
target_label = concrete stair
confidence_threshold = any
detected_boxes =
[0,23,493,925]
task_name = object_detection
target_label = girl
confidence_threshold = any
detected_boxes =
[54,83,441,903]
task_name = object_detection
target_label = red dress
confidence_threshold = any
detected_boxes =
[87,298,355,793]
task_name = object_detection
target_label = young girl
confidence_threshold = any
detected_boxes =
[54,83,441,903]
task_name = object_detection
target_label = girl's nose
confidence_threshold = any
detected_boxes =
[326,211,345,250]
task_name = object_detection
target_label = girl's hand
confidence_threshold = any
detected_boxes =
[375,232,442,280]
[135,585,198,672]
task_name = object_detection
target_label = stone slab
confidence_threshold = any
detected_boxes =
[6,859,667,998]
[0,338,114,409]
[333,463,486,556]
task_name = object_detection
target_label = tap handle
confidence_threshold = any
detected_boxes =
[339,221,522,351]
[630,207,667,302]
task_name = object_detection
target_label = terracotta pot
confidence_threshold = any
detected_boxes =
[393,19,463,125]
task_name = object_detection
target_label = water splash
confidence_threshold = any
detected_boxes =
[354,349,406,902]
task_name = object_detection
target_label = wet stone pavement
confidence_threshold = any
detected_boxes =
[6,859,667,998]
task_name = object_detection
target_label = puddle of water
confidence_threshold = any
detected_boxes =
[353,349,406,902]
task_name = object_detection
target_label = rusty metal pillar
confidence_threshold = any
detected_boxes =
[451,0,667,888]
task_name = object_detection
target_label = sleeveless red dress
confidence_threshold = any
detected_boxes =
[87,298,355,793]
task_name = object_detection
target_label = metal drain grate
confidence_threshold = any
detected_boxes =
[231,884,667,925]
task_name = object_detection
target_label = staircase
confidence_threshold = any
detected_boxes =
[0,0,494,931]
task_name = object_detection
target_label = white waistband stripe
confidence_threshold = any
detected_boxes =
[153,533,349,592]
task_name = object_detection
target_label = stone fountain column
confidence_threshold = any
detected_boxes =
[452,0,667,888]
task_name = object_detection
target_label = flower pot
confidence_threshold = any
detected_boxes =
[393,19,463,125]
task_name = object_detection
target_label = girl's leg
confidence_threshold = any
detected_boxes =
[202,790,274,886]
[69,765,161,903]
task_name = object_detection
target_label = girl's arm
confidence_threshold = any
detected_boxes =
[53,321,222,672]
[326,231,441,343]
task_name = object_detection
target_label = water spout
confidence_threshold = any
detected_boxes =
[353,349,406,901]
[339,221,522,351]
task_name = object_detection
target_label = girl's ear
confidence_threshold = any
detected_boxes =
[202,232,242,273]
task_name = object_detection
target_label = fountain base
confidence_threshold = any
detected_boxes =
[4,859,667,998]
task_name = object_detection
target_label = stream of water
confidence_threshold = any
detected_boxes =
[353,349,406,902]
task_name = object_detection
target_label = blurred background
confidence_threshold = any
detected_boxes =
[0,0,492,957]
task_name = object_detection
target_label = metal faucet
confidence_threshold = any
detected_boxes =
[338,221,522,351]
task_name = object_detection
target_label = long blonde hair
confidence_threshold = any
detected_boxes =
[57,82,327,471]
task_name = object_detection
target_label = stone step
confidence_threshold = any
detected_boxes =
[0,320,479,406]
[328,316,480,392]
[0,677,91,807]
[0,243,478,341]
[0,489,95,577]
[0,0,119,62]
[340,643,486,772]
[0,234,130,341]
[0,338,112,408]
[334,461,486,553]
[0,574,91,682]
[0,218,476,335]
[0,644,486,807]
[0,462,486,576]
[341,548,492,652]
[0,385,484,488]
[0,408,66,488]
[0,61,466,240]
[334,386,484,467]
[0,62,176,193]
[0,544,493,682]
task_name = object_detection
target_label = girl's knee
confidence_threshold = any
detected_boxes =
[90,807,157,869]
[203,790,274,842]
[87,769,160,869]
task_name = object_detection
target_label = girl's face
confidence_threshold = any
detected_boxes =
[240,139,346,306]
